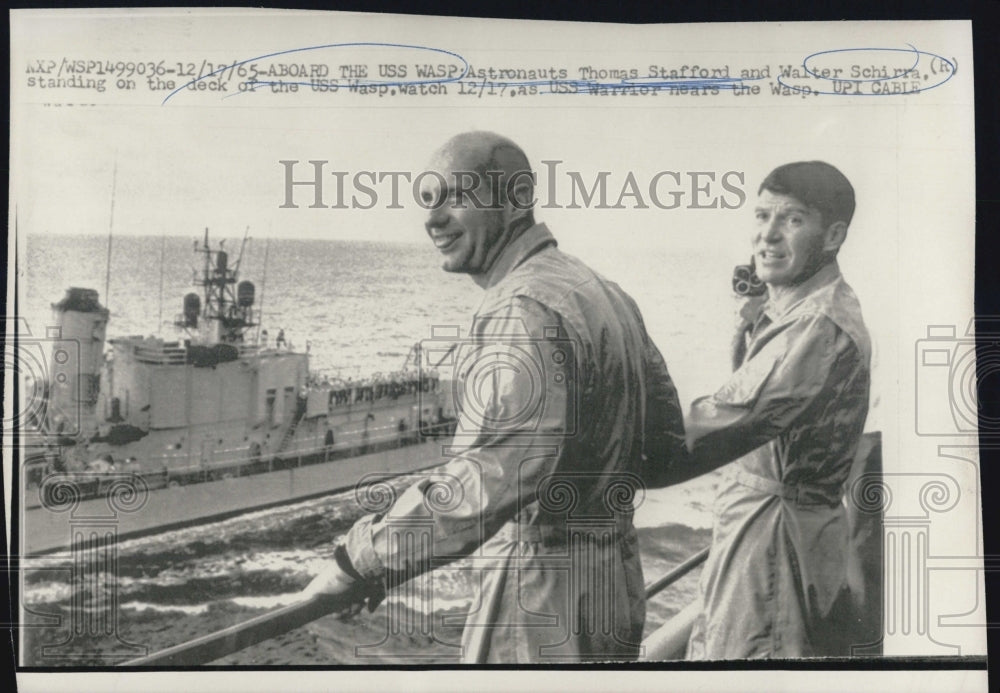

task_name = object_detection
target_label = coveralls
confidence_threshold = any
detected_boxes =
[344,223,687,662]
[685,261,871,659]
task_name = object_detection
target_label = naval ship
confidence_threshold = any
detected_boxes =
[20,231,454,554]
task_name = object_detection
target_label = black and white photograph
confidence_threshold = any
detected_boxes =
[6,8,988,692]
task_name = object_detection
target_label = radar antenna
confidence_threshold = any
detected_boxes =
[175,228,257,344]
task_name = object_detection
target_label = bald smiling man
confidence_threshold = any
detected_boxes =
[302,131,687,663]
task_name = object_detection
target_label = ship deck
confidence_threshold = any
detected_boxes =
[21,440,447,555]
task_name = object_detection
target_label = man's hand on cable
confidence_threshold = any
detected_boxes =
[300,544,386,617]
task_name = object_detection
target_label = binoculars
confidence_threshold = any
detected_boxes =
[732,260,766,297]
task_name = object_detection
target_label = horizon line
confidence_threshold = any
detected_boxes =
[19,229,429,245]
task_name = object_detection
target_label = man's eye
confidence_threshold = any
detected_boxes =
[755,212,768,222]
[788,216,802,226]
[423,189,447,207]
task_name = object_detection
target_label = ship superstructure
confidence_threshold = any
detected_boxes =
[24,231,454,538]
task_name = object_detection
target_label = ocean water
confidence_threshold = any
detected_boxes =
[20,232,740,398]
[22,234,479,378]
[17,232,739,665]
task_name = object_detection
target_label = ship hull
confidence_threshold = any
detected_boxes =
[22,438,447,555]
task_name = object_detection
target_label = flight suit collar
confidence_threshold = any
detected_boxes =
[473,223,558,290]
[761,260,842,323]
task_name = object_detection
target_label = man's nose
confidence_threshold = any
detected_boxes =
[761,216,783,242]
[425,203,449,230]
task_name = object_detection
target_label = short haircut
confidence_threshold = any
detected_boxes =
[758,161,855,227]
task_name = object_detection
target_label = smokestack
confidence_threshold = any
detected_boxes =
[49,288,109,438]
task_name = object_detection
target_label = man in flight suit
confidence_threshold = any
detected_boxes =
[676,161,871,659]
[302,131,688,663]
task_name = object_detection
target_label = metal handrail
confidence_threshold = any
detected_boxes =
[121,545,709,666]
[643,546,709,600]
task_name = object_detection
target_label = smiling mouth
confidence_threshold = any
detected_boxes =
[431,231,462,251]
[758,249,786,262]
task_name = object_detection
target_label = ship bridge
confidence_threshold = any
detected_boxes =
[104,335,308,433]
[109,335,261,366]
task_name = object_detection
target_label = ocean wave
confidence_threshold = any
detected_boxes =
[21,581,73,605]
[121,601,210,615]
[230,592,306,610]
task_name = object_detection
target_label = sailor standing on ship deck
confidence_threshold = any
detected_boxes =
[301,131,688,662]
[666,162,871,659]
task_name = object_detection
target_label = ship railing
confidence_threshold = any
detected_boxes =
[140,423,438,485]
[237,344,261,357]
[127,342,262,365]
[121,545,709,666]
[310,377,441,408]
[271,423,424,461]
[131,344,188,365]
[32,417,440,499]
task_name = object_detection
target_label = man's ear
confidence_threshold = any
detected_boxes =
[823,220,848,254]
[506,174,536,223]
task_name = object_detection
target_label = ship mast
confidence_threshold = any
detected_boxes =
[104,159,117,314]
[175,228,257,345]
